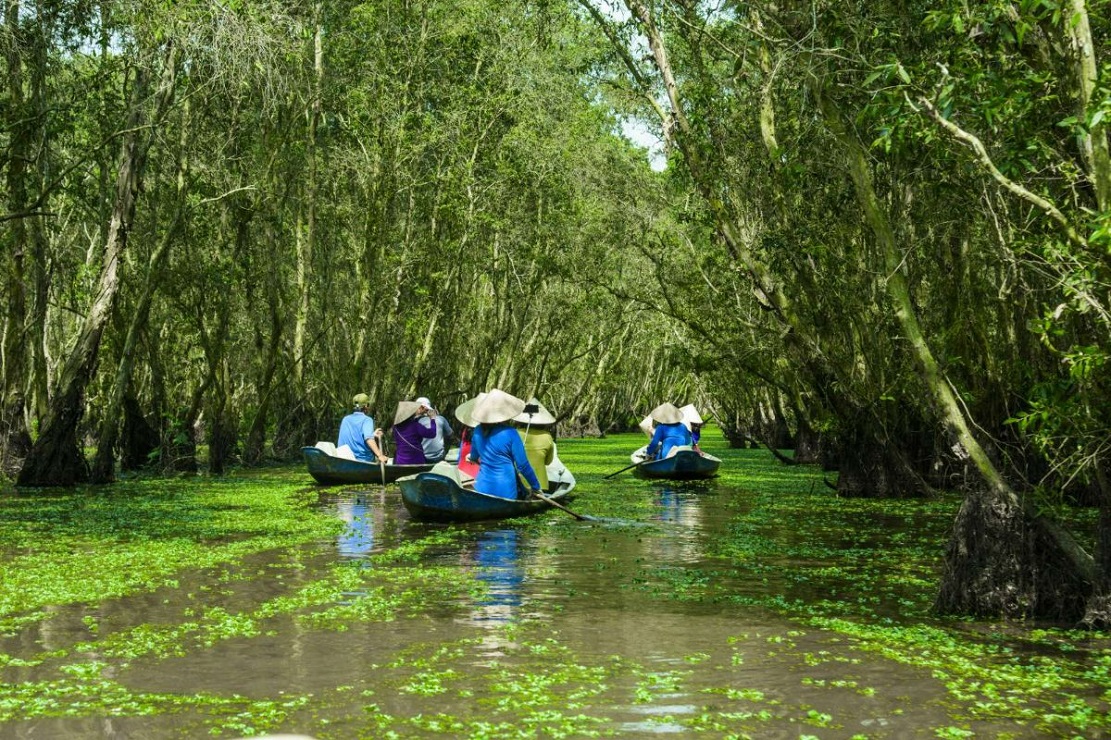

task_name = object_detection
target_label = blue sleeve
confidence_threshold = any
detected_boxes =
[471,427,486,461]
[360,417,376,441]
[510,432,541,490]
[646,425,665,456]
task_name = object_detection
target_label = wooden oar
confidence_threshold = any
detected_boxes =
[531,490,590,521]
[603,459,646,479]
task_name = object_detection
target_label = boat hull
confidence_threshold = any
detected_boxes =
[632,449,721,480]
[399,464,576,522]
[302,446,436,485]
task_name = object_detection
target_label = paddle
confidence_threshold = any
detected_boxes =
[530,489,590,521]
[603,458,648,479]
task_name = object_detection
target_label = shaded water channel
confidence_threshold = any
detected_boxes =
[1,438,1109,738]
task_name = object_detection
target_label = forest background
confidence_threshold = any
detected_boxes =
[1,0,1110,624]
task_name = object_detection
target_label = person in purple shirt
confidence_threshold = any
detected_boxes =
[468,389,542,500]
[391,400,439,465]
[337,393,386,463]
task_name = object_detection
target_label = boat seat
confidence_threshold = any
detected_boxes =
[334,444,356,460]
[430,461,476,488]
[315,441,338,456]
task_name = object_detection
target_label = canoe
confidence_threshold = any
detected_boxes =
[398,462,577,522]
[630,445,721,480]
[302,444,436,485]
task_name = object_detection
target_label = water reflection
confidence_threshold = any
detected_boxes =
[336,496,375,557]
[470,528,524,622]
[650,487,705,563]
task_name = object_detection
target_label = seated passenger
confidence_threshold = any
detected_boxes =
[645,402,692,460]
[391,400,438,465]
[468,389,542,500]
[454,393,486,480]
[416,396,455,463]
[680,404,704,451]
[336,393,386,464]
[514,397,556,491]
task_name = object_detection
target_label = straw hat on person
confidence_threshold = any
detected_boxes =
[680,404,703,426]
[416,396,432,409]
[649,402,683,425]
[394,400,422,425]
[471,388,527,425]
[454,393,487,428]
[513,397,556,425]
[638,415,655,436]
[352,393,370,409]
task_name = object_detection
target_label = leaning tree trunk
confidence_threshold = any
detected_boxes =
[90,99,189,483]
[18,44,177,487]
[819,88,1096,618]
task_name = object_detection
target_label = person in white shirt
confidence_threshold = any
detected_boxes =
[416,396,454,463]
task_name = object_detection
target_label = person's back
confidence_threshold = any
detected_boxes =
[472,423,540,500]
[416,397,453,462]
[647,422,692,460]
[644,402,691,460]
[337,394,384,463]
[392,400,438,465]
[518,427,554,490]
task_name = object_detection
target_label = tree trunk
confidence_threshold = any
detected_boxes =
[119,394,158,471]
[1,0,33,474]
[18,43,177,487]
[89,98,189,483]
[818,87,1096,616]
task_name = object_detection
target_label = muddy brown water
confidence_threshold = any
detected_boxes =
[1,482,1103,738]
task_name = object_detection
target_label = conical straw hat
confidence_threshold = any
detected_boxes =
[454,393,487,428]
[649,402,683,425]
[680,404,703,425]
[638,416,655,435]
[513,397,556,425]
[394,400,422,425]
[471,388,526,424]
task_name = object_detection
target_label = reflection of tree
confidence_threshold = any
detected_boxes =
[336,499,373,557]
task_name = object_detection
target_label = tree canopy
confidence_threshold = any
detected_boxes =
[2,0,1110,623]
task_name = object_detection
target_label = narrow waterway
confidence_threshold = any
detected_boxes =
[1,441,1108,739]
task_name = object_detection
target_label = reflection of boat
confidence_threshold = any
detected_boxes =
[302,444,435,485]
[398,462,576,522]
[336,500,373,556]
[631,445,721,480]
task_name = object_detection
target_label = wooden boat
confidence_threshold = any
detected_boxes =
[398,462,577,522]
[630,445,721,480]
[302,443,437,485]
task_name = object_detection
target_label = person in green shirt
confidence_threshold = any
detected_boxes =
[514,397,556,491]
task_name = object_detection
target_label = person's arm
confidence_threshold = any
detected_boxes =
[646,425,664,459]
[416,414,439,440]
[368,428,386,462]
[510,433,542,491]
[468,427,484,463]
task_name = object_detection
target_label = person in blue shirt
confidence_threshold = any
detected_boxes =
[645,402,692,460]
[337,393,386,463]
[468,389,542,500]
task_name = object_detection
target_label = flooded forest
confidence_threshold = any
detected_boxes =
[1,0,1111,736]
